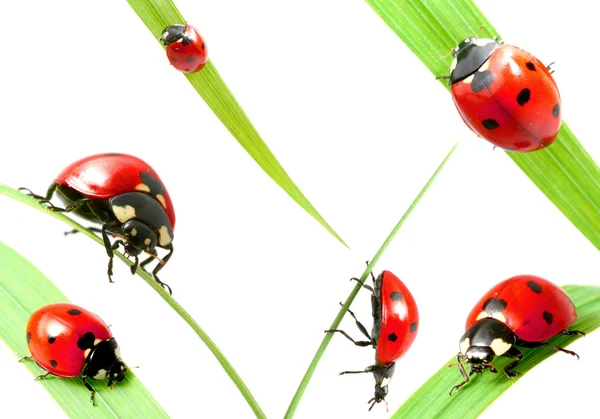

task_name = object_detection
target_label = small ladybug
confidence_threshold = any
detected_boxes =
[326,270,419,410]
[20,303,129,405]
[441,36,561,152]
[160,24,208,73]
[451,274,584,395]
[20,153,175,294]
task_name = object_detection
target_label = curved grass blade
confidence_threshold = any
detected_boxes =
[284,142,459,418]
[392,284,600,418]
[365,0,600,249]
[0,240,169,418]
[0,185,266,419]
[124,0,346,246]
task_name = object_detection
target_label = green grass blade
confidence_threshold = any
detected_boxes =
[365,0,600,249]
[0,240,169,418]
[393,284,600,418]
[0,185,266,419]
[284,141,459,418]
[124,0,346,246]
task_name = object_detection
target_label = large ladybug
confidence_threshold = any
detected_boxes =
[20,153,175,294]
[451,274,584,394]
[441,36,561,152]
[326,270,419,410]
[20,303,129,405]
[160,24,208,73]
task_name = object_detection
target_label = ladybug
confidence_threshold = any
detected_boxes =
[160,24,208,73]
[20,303,129,405]
[441,36,561,152]
[326,270,419,410]
[20,153,175,294]
[451,274,584,394]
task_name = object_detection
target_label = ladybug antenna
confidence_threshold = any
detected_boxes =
[438,48,454,60]
[144,250,165,265]
[447,359,468,368]
[469,25,485,38]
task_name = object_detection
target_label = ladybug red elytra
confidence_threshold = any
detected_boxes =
[20,153,175,294]
[160,24,208,73]
[441,36,561,152]
[20,303,129,405]
[326,270,419,410]
[451,274,584,394]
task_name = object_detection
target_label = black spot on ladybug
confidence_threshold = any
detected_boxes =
[409,322,418,333]
[387,333,398,342]
[390,291,403,301]
[543,311,553,325]
[552,103,560,118]
[482,119,500,130]
[470,71,494,93]
[67,309,82,315]
[202,42,205,50]
[483,297,507,314]
[517,88,531,106]
[103,153,122,157]
[526,61,536,71]
[27,332,31,344]
[186,57,195,62]
[48,335,57,344]
[77,332,96,350]
[139,172,165,196]
[527,280,543,294]
[50,360,58,368]
[172,57,179,62]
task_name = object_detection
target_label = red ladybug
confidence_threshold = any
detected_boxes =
[451,274,584,394]
[20,303,129,405]
[442,36,561,152]
[20,153,175,294]
[326,270,419,410]
[160,24,208,73]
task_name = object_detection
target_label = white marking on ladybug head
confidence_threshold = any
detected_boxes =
[144,238,152,246]
[131,228,137,237]
[459,337,471,355]
[380,377,391,388]
[112,205,136,223]
[478,60,490,72]
[490,338,512,356]
[94,338,102,346]
[491,312,506,323]
[162,30,169,39]
[176,38,183,43]
[135,183,151,193]
[474,38,493,47]
[93,369,108,380]
[450,57,457,72]
[462,74,475,84]
[155,194,167,209]
[114,346,121,359]
[158,225,172,246]
[84,348,91,359]
[476,311,489,321]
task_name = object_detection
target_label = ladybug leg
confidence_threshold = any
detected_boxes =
[18,183,58,200]
[18,355,32,362]
[539,342,580,360]
[39,197,91,213]
[350,277,374,293]
[34,371,52,381]
[129,255,140,275]
[64,226,103,237]
[546,62,556,74]
[150,244,173,295]
[562,329,586,337]
[449,354,470,395]
[339,364,376,376]
[325,328,372,347]
[81,375,96,406]
[343,304,373,341]
[501,347,523,378]
[102,223,121,282]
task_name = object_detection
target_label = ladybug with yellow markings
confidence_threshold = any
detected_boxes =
[450,274,584,395]
[20,153,175,294]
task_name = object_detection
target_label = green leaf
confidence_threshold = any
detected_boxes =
[365,0,600,250]
[0,185,267,419]
[284,142,459,418]
[0,240,168,418]
[123,0,346,246]
[392,284,600,418]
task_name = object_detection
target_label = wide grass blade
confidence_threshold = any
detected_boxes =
[0,240,169,418]
[124,0,346,246]
[365,0,600,249]
[393,284,600,418]
[284,142,459,418]
[0,185,266,419]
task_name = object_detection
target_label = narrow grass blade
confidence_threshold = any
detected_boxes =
[124,0,346,246]
[284,142,459,418]
[0,240,169,418]
[393,284,600,418]
[0,185,266,419]
[365,0,600,249]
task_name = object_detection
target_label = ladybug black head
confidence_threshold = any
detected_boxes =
[160,24,187,46]
[367,362,395,411]
[449,37,501,84]
[108,358,128,387]
[465,346,495,373]
[85,338,128,385]
[120,220,158,256]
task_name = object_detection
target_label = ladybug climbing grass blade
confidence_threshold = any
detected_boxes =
[19,153,176,294]
[160,24,208,73]
[326,270,419,410]
[450,274,584,395]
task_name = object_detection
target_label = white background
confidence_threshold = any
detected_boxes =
[0,1,598,418]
